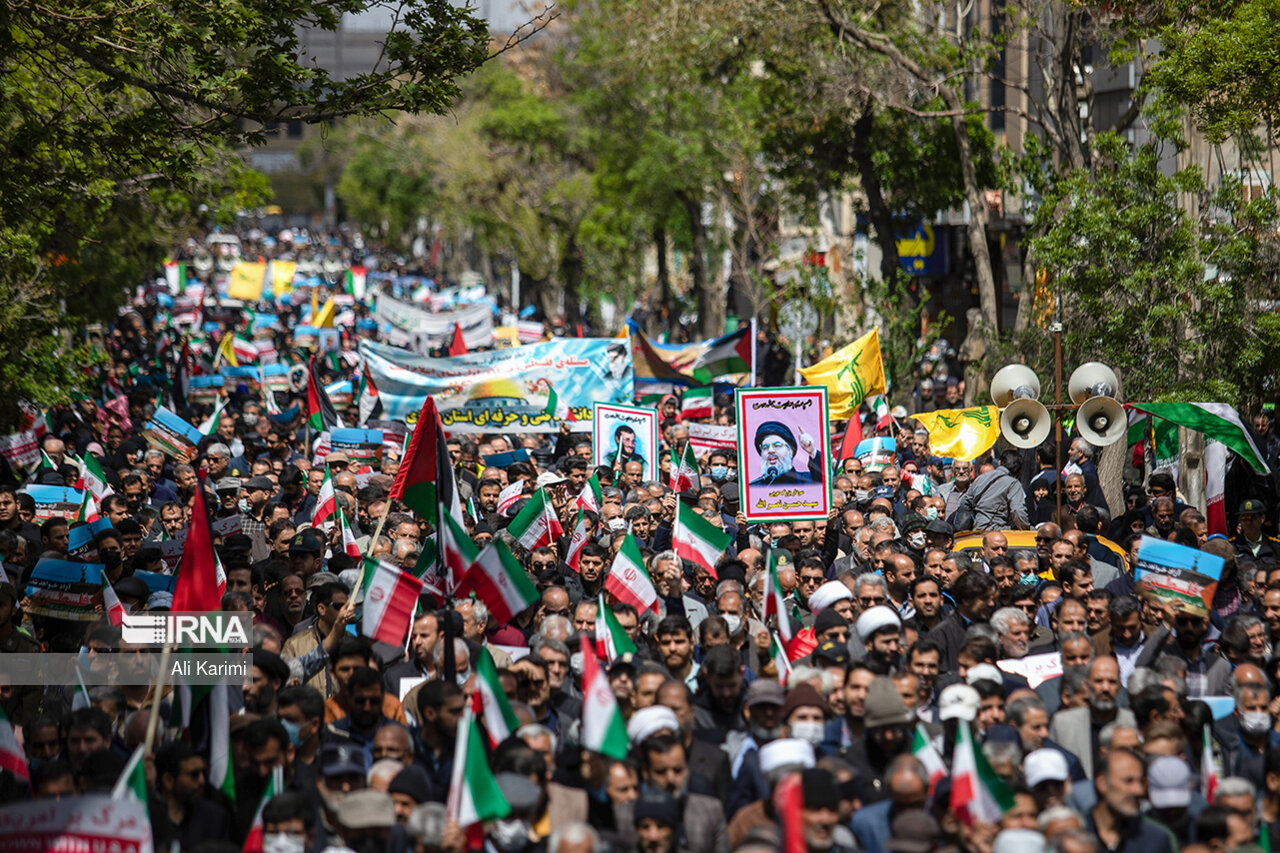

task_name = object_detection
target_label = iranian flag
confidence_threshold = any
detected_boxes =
[210,684,235,805]
[335,499,362,560]
[580,649,629,760]
[913,724,948,798]
[111,745,148,814]
[361,558,425,647]
[565,509,590,571]
[872,395,892,430]
[764,549,794,642]
[312,465,337,529]
[172,470,221,613]
[75,490,100,524]
[475,646,520,747]
[231,336,259,365]
[75,452,114,500]
[102,575,125,626]
[455,541,539,624]
[242,767,284,853]
[198,395,227,436]
[604,534,658,614]
[497,480,525,516]
[681,386,714,420]
[446,705,511,832]
[670,443,699,492]
[544,383,575,421]
[437,512,480,593]
[306,354,342,431]
[507,489,564,551]
[950,718,1013,827]
[0,707,27,781]
[769,632,792,686]
[576,472,603,513]
[163,259,187,293]
[690,326,754,381]
[596,594,638,663]
[1202,724,1219,801]
[673,501,730,577]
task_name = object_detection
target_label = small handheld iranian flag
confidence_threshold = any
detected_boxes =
[199,395,227,436]
[680,386,714,420]
[673,501,730,578]
[75,490,100,524]
[1202,724,1219,801]
[475,646,520,747]
[497,480,525,516]
[565,509,590,572]
[455,541,539,624]
[163,259,187,293]
[0,706,28,782]
[604,534,658,614]
[242,766,284,853]
[669,443,699,492]
[543,383,576,421]
[596,594,638,663]
[111,745,148,814]
[872,395,892,430]
[575,472,603,513]
[312,465,337,529]
[102,575,125,626]
[507,489,564,551]
[769,632,792,686]
[581,648,629,760]
[335,498,362,560]
[437,512,480,593]
[764,549,794,642]
[361,558,425,647]
[446,705,512,831]
[76,452,114,500]
[950,718,1013,826]
[912,723,948,797]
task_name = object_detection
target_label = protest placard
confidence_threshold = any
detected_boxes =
[143,407,203,460]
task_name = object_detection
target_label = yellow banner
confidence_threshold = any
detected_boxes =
[313,297,337,328]
[912,406,1000,461]
[228,262,267,301]
[797,328,887,419]
[271,260,296,296]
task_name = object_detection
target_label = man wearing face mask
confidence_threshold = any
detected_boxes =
[707,450,735,486]
[261,791,316,853]
[277,685,324,768]
[783,684,830,748]
[723,678,787,819]
[900,516,929,557]
[1221,681,1280,779]
[94,529,126,585]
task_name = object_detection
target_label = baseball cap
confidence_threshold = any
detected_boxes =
[1239,499,1266,515]
[1023,748,1070,787]
[925,519,955,536]
[306,571,342,590]
[289,529,325,554]
[214,477,242,493]
[535,472,568,489]
[966,663,1004,687]
[814,640,851,667]
[744,678,785,708]
[886,810,942,853]
[938,684,980,722]
[320,742,367,777]
[872,485,896,501]
[243,475,275,491]
[1147,756,1193,808]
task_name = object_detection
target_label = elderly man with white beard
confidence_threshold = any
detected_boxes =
[991,606,1032,660]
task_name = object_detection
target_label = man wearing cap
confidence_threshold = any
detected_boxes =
[334,788,399,853]
[287,528,326,581]
[238,474,275,542]
[846,676,917,802]
[749,421,822,485]
[628,788,683,853]
[1144,755,1201,846]
[1234,499,1279,562]
[724,679,786,818]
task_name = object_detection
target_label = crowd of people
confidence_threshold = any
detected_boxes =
[3,252,1280,853]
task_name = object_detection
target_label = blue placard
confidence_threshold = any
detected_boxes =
[69,518,114,553]
[1134,535,1224,614]
[28,558,103,587]
[190,375,225,389]
[133,570,175,595]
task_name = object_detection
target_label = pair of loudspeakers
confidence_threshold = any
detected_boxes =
[990,363,1125,448]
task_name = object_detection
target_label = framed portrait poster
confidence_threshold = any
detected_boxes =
[736,386,831,522]
[593,402,660,481]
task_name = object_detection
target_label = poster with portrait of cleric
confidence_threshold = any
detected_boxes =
[736,386,831,522]
[593,403,659,481]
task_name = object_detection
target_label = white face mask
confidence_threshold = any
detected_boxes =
[1240,711,1272,736]
[907,532,927,550]
[570,651,584,678]
[722,614,742,635]
[490,818,531,852]
[263,833,306,853]
[455,669,471,688]
[790,720,825,746]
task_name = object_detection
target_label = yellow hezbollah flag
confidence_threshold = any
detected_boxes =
[797,328,887,419]
[912,406,1000,461]
[313,297,337,328]
[228,261,267,301]
[216,333,239,368]
[271,260,296,296]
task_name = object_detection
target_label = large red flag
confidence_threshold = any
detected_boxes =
[838,413,863,462]
[172,470,221,612]
[448,323,467,357]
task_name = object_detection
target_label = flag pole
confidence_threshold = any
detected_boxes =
[143,644,172,754]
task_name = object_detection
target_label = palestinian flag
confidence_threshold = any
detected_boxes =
[475,646,520,747]
[75,490,100,524]
[448,323,468,356]
[455,540,539,624]
[446,705,511,831]
[0,707,27,782]
[596,594,637,663]
[497,480,524,516]
[507,489,564,551]
[312,465,337,529]
[543,383,575,421]
[913,724,948,798]
[575,473,603,513]
[437,512,479,593]
[199,395,227,436]
[111,745,148,814]
[357,368,382,425]
[673,501,730,577]
[769,632,792,686]
[580,649,629,760]
[344,267,368,299]
[361,558,425,647]
[172,470,221,613]
[335,499,362,560]
[306,355,342,431]
[102,575,125,626]
[241,767,283,853]
[163,259,187,294]
[76,452,114,500]
[680,386,714,419]
[604,534,658,614]
[764,549,793,642]
[950,718,1013,827]
[690,326,753,381]
[565,509,590,572]
[390,395,463,532]
[669,443,699,493]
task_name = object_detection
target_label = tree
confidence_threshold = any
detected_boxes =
[0,0,491,428]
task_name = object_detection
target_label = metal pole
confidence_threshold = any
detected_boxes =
[1053,322,1064,523]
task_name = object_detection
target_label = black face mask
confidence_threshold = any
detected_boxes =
[103,552,123,570]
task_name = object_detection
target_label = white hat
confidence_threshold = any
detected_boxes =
[1023,748,1070,787]
[1147,756,1193,808]
[535,472,568,489]
[626,706,679,746]
[937,684,980,722]
[992,829,1046,853]
[966,663,1004,687]
[855,605,901,642]
[809,581,854,615]
[757,738,816,774]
